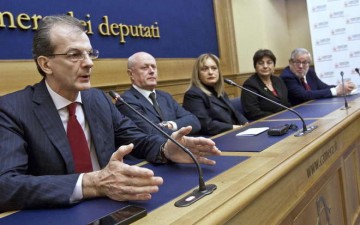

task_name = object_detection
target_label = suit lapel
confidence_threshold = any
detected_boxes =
[219,95,243,123]
[156,92,169,119]
[270,77,283,99]
[209,95,228,110]
[130,87,162,120]
[81,90,108,168]
[32,81,75,172]
[210,94,238,121]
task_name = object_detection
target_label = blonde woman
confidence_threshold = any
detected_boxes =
[183,53,248,136]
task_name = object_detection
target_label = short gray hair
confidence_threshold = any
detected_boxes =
[290,48,312,62]
[32,15,85,76]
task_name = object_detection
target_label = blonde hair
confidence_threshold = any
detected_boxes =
[188,53,224,97]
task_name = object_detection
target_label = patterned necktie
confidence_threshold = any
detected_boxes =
[67,102,93,173]
[300,77,311,91]
[149,92,165,121]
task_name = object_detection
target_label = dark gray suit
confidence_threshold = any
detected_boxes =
[0,80,166,212]
[116,87,200,136]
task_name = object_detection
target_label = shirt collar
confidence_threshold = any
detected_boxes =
[132,84,155,98]
[45,80,82,110]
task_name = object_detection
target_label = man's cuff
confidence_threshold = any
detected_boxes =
[168,121,177,131]
[69,173,84,203]
[330,87,337,96]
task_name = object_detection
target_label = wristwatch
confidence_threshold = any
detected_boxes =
[155,143,170,163]
[159,121,168,127]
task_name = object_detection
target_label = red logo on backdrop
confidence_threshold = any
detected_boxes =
[312,4,327,12]
[349,51,360,57]
[348,34,360,41]
[314,22,329,29]
[344,0,359,7]
[329,11,344,18]
[317,55,333,62]
[331,27,346,35]
[334,61,350,68]
[333,45,348,52]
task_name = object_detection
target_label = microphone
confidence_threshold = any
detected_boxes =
[224,78,317,137]
[108,91,217,207]
[340,71,350,110]
[355,68,360,75]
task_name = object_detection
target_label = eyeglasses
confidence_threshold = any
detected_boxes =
[47,49,99,62]
[292,60,310,66]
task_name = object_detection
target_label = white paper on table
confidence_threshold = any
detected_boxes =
[236,127,269,136]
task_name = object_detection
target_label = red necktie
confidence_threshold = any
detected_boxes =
[300,77,311,91]
[67,102,93,173]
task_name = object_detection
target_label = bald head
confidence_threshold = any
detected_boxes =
[127,52,158,91]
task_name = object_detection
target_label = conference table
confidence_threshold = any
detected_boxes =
[1,94,360,225]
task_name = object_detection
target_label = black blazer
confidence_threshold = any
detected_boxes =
[0,80,166,211]
[183,86,248,136]
[241,74,291,120]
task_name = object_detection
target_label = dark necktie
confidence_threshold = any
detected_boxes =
[67,102,93,173]
[149,92,165,121]
[300,77,311,91]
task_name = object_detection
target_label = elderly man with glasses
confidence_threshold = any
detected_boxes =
[280,48,356,106]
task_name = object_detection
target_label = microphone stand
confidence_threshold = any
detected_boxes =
[108,91,217,207]
[224,78,317,137]
[340,71,350,110]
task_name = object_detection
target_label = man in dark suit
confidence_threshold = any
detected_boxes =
[116,52,201,136]
[280,48,355,106]
[0,15,221,212]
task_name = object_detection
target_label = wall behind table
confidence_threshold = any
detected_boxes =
[232,0,312,74]
[0,0,240,99]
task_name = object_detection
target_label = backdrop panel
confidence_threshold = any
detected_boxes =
[307,0,360,87]
[0,0,219,59]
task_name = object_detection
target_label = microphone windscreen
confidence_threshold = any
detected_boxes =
[109,90,118,100]
[223,78,233,85]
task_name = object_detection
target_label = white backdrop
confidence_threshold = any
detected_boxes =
[307,0,360,87]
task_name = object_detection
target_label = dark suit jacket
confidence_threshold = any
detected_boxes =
[182,86,248,136]
[280,67,334,105]
[116,87,200,135]
[241,74,291,120]
[0,80,166,211]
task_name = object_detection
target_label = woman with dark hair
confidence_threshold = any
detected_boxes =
[183,53,248,136]
[241,49,291,120]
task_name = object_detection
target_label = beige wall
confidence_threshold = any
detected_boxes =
[286,0,313,53]
[232,0,312,73]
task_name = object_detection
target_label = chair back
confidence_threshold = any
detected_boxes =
[230,97,244,115]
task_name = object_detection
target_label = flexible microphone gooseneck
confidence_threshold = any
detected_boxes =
[340,71,350,110]
[355,68,360,76]
[108,91,217,207]
[224,78,317,137]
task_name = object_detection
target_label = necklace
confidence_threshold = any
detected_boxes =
[262,79,273,91]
